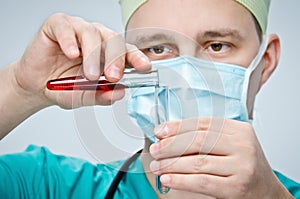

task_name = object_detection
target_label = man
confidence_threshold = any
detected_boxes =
[0,0,299,198]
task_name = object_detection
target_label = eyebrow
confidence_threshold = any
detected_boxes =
[132,33,176,47]
[129,28,244,47]
[198,28,244,41]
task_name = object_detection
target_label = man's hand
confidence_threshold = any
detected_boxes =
[0,13,150,137]
[14,13,150,109]
[149,118,293,198]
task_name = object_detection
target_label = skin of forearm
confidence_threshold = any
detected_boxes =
[0,61,49,139]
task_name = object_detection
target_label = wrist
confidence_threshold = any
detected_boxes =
[12,60,52,108]
[268,172,295,199]
[0,61,51,137]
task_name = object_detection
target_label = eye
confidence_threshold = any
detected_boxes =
[142,45,178,60]
[148,45,172,55]
[207,42,230,53]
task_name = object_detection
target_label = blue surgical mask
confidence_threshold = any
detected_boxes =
[128,37,268,143]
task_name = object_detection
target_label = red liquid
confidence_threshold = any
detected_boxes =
[47,76,127,91]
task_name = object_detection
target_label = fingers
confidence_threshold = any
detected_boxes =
[43,13,81,59]
[151,118,225,159]
[159,173,230,198]
[148,118,260,197]
[154,117,250,140]
[43,13,102,79]
[54,89,125,109]
[102,40,151,82]
[150,130,231,159]
[149,117,262,198]
[90,23,150,82]
[92,23,126,82]
[43,13,151,83]
[69,18,105,80]
[153,117,220,140]
[150,154,233,177]
[95,89,126,105]
[103,34,126,82]
[126,44,151,71]
[150,118,254,159]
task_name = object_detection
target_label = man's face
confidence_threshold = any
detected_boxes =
[126,0,261,68]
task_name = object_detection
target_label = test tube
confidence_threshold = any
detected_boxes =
[154,85,170,194]
[46,68,159,91]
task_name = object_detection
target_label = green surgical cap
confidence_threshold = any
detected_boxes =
[118,0,271,34]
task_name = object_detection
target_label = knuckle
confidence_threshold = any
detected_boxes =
[193,155,207,172]
[245,167,256,180]
[91,22,103,30]
[233,165,256,196]
[93,23,118,39]
[194,132,206,150]
[72,16,85,23]
[81,23,98,34]
[44,13,67,28]
[242,161,256,179]
[43,13,74,41]
[89,25,102,38]
[198,117,211,131]
[49,12,67,20]
[235,179,251,196]
[227,176,251,197]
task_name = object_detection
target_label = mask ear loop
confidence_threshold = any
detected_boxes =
[240,35,270,121]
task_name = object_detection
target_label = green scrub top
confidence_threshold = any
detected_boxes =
[0,145,299,198]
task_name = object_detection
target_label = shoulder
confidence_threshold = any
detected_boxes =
[0,145,126,198]
[1,145,123,173]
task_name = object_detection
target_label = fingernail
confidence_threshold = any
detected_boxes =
[139,54,150,64]
[150,161,160,172]
[149,143,159,154]
[68,46,79,57]
[154,124,167,137]
[85,66,100,80]
[107,65,121,80]
[160,175,171,185]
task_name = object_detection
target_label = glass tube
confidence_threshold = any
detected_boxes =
[154,85,170,194]
[46,69,159,91]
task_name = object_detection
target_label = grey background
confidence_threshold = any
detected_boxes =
[0,0,299,182]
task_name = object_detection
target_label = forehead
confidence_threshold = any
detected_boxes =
[127,0,257,40]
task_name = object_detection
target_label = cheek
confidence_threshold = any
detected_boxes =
[238,36,261,68]
[229,44,260,68]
